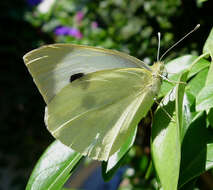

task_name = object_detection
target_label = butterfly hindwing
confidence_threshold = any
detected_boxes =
[45,68,158,161]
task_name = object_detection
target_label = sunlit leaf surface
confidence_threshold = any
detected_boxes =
[26,140,82,190]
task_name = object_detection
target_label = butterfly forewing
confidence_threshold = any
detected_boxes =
[46,68,159,161]
[23,44,150,104]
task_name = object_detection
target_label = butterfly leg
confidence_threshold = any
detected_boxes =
[153,98,175,122]
[159,74,186,85]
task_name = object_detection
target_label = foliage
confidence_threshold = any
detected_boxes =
[25,0,212,63]
[2,0,212,189]
[26,140,82,190]
[25,13,213,190]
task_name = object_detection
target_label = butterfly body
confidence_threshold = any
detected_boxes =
[150,61,164,95]
[24,44,164,161]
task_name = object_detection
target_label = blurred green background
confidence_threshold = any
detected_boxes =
[0,0,212,189]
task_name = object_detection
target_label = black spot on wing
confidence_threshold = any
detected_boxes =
[70,73,85,82]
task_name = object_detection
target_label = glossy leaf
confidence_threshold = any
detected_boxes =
[176,70,189,139]
[182,67,208,138]
[196,62,213,111]
[186,68,208,97]
[178,112,213,187]
[26,140,82,190]
[152,70,189,189]
[207,108,213,127]
[160,55,210,97]
[203,27,213,58]
[166,55,208,78]
[180,92,196,142]
[102,125,137,181]
[151,89,180,190]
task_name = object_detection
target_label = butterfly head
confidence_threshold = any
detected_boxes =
[152,61,165,77]
[152,25,200,80]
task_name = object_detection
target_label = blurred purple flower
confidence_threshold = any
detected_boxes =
[27,0,43,6]
[91,21,98,29]
[54,26,83,39]
[76,11,84,23]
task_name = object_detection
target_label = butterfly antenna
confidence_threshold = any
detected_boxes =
[157,32,161,62]
[159,24,200,61]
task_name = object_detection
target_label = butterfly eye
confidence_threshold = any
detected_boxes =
[69,73,84,82]
[162,71,168,78]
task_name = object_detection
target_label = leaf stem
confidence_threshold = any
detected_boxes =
[188,52,210,71]
[145,160,153,180]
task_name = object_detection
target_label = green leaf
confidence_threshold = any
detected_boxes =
[186,68,208,97]
[197,0,208,3]
[178,112,213,188]
[176,70,189,140]
[203,28,213,58]
[180,92,196,142]
[203,62,213,86]
[207,108,213,127]
[179,178,197,190]
[26,140,83,190]
[160,55,210,97]
[151,70,189,189]
[196,62,213,111]
[102,125,137,181]
[166,55,205,77]
[151,89,180,190]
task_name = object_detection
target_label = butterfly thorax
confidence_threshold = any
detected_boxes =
[151,61,165,77]
[149,61,165,96]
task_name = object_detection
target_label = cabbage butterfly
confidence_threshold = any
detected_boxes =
[23,25,200,161]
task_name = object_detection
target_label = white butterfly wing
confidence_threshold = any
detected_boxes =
[23,44,150,103]
[45,68,159,161]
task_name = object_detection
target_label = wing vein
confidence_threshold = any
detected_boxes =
[105,94,143,159]
[51,82,150,136]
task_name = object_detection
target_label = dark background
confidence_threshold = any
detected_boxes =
[0,1,53,189]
